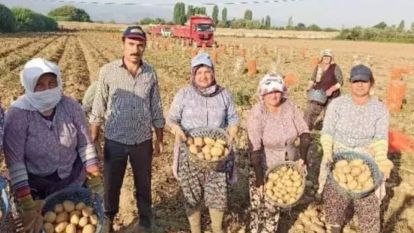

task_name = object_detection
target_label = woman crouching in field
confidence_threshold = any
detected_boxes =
[3,58,103,233]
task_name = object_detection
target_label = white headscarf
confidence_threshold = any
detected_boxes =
[12,58,63,112]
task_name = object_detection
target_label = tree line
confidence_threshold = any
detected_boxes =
[1,4,90,33]
[140,2,336,32]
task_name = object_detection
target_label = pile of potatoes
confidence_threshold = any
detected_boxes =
[187,136,229,162]
[43,200,98,233]
[289,205,328,233]
[265,165,304,205]
[332,159,374,193]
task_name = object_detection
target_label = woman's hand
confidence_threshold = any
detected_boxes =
[228,125,238,143]
[21,197,44,233]
[170,124,186,144]
[22,209,43,233]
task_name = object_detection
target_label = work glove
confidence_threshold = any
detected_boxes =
[250,150,264,187]
[317,134,334,195]
[370,139,394,180]
[20,196,44,233]
[86,172,104,196]
[299,133,311,166]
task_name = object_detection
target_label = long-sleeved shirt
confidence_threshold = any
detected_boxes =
[311,63,344,86]
[82,81,97,113]
[322,95,389,150]
[4,96,98,199]
[90,59,165,145]
[168,86,239,130]
[246,99,309,169]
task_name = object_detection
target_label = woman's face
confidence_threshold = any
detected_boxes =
[34,73,58,92]
[351,80,372,98]
[263,91,283,107]
[194,66,214,89]
[322,56,332,64]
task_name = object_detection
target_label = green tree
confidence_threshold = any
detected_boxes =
[221,7,227,23]
[48,5,90,22]
[411,22,414,32]
[140,17,166,25]
[179,3,186,24]
[296,23,306,30]
[187,5,194,18]
[13,7,57,32]
[373,21,387,29]
[265,15,271,29]
[173,2,183,24]
[193,7,206,15]
[244,9,253,20]
[398,20,405,32]
[307,24,321,31]
[0,3,16,32]
[212,5,219,25]
[287,16,293,29]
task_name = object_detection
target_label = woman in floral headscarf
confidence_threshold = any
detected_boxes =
[246,74,311,233]
[168,53,239,233]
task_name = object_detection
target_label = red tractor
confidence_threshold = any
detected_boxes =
[172,15,215,47]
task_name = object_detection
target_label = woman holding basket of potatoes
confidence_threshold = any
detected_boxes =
[168,53,239,233]
[246,74,311,233]
[3,58,103,233]
[317,64,394,233]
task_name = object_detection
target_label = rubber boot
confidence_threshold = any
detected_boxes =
[188,210,201,233]
[209,208,224,233]
[330,225,342,233]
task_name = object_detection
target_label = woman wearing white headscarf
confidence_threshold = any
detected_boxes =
[246,74,311,233]
[3,58,102,233]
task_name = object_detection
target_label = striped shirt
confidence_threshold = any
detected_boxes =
[168,86,239,130]
[322,95,389,148]
[3,96,98,199]
[90,59,165,145]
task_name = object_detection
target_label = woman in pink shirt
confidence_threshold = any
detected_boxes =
[246,74,311,233]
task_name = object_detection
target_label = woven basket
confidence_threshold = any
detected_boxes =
[328,151,383,200]
[41,186,104,233]
[308,89,328,104]
[184,127,231,171]
[264,161,307,209]
[0,177,10,224]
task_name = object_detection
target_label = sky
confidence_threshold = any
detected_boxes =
[0,0,413,29]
